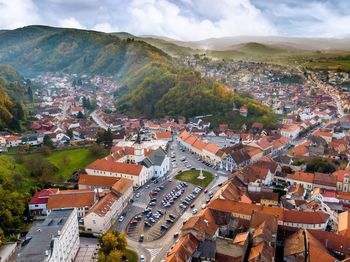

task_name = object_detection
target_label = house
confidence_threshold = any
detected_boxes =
[28,188,59,216]
[154,131,173,142]
[17,209,79,262]
[286,172,314,190]
[86,159,149,187]
[281,124,300,140]
[5,135,21,147]
[71,106,84,116]
[47,189,96,218]
[313,129,333,143]
[333,170,350,192]
[21,134,42,146]
[83,192,120,234]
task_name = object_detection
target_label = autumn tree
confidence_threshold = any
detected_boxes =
[98,230,127,262]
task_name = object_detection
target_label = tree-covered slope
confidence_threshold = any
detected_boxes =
[0,25,171,77]
[0,26,276,127]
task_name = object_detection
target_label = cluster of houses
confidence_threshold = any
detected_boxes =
[177,129,289,171]
[166,165,350,262]
[27,137,170,234]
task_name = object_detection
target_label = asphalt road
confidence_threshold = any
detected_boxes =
[114,140,227,262]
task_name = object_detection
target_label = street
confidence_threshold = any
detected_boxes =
[112,139,228,262]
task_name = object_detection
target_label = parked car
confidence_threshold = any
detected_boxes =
[192,209,198,215]
[118,216,125,222]
[135,192,141,198]
[139,235,144,242]
[130,219,138,225]
[140,255,145,262]
[174,232,179,238]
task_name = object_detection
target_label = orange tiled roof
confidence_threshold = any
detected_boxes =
[166,233,199,262]
[78,174,120,187]
[192,139,207,150]
[333,170,350,182]
[111,177,133,194]
[184,135,198,145]
[287,172,314,184]
[283,210,329,224]
[86,159,143,176]
[88,192,119,217]
[155,131,172,139]
[204,143,220,154]
[47,189,95,209]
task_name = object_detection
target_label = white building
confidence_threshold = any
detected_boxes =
[281,124,300,140]
[86,159,149,186]
[17,208,79,262]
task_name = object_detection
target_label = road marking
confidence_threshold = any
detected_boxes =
[147,248,162,261]
[133,202,147,209]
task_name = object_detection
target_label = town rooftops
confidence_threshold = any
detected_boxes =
[86,159,143,176]
[47,189,95,210]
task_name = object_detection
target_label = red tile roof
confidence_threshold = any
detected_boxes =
[29,188,59,205]
[47,189,95,209]
[86,159,143,176]
[155,131,172,139]
[283,210,329,224]
[79,174,120,187]
[88,192,119,217]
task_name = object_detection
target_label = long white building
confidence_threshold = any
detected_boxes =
[17,208,79,262]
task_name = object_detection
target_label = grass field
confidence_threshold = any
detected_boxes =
[124,249,138,262]
[306,59,350,71]
[44,147,108,180]
[0,147,108,192]
[175,169,214,187]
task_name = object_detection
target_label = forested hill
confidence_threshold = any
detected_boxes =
[0,26,276,127]
[0,25,171,77]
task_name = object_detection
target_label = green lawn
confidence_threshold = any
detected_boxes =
[124,249,138,262]
[44,148,108,180]
[175,170,214,187]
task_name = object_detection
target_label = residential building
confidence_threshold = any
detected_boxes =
[86,159,148,186]
[28,188,59,216]
[47,189,96,218]
[17,209,79,262]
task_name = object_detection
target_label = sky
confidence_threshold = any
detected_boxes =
[0,0,349,41]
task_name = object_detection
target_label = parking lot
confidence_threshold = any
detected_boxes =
[126,177,205,242]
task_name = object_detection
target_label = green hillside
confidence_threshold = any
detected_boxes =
[0,26,276,126]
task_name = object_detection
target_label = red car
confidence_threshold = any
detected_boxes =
[149,191,158,196]
[130,219,138,225]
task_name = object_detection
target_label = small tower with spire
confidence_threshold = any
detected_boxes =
[134,132,144,162]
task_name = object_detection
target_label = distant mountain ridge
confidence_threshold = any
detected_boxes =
[139,35,350,51]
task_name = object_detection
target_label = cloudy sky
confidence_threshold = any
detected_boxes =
[0,0,349,41]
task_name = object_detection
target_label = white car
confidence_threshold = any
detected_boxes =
[192,209,198,215]
[140,255,145,262]
[135,192,141,198]
[118,216,125,222]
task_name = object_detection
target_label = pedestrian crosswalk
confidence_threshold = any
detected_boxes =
[147,248,162,261]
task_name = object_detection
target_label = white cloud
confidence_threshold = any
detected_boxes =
[59,17,85,29]
[93,23,118,33]
[0,0,40,29]
[126,0,277,40]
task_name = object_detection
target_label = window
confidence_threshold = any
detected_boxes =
[93,220,96,224]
